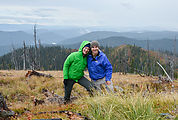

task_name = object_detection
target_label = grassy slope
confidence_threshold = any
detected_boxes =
[0,70,177,120]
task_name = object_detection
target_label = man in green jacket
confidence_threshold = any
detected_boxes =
[63,41,93,104]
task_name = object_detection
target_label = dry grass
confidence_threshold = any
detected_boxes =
[0,70,177,120]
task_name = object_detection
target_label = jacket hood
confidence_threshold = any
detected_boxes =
[78,41,90,52]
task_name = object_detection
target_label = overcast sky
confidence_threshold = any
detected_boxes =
[0,0,178,30]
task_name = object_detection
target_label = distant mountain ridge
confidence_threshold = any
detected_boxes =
[98,36,177,52]
[62,36,177,53]
[0,30,178,56]
[60,31,178,45]
[0,28,88,56]
[0,31,33,46]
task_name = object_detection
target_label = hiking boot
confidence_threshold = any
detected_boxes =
[63,98,71,105]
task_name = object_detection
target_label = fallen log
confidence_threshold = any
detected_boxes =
[25,70,53,78]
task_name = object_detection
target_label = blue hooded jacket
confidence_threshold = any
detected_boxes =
[87,50,112,81]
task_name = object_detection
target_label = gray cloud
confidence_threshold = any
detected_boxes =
[120,1,133,9]
[0,6,102,26]
[0,0,178,29]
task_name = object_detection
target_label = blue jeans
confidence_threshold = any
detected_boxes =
[92,77,114,93]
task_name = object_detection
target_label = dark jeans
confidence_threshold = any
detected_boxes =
[63,77,93,101]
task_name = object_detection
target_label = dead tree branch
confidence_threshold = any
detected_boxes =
[156,61,173,82]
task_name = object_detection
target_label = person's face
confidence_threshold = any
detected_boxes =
[91,46,99,55]
[82,47,90,55]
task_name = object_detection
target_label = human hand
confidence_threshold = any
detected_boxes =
[106,81,111,85]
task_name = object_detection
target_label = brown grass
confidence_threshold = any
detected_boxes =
[0,70,177,120]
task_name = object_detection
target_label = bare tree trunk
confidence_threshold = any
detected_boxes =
[26,47,31,70]
[38,39,41,70]
[2,58,5,70]
[169,57,174,80]
[26,46,35,70]
[23,41,26,70]
[34,24,38,70]
[172,36,176,80]
[34,24,37,55]
[147,39,150,76]
[11,46,18,70]
[124,49,128,74]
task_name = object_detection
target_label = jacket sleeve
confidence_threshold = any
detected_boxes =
[63,53,74,79]
[103,56,112,81]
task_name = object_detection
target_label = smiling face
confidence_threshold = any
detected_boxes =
[82,46,90,55]
[91,45,99,57]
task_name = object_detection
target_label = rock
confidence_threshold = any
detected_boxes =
[160,113,175,119]
[0,93,15,119]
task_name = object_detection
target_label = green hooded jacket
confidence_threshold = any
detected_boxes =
[63,41,90,82]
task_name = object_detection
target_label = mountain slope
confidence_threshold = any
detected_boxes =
[59,31,120,44]
[60,36,178,53]
[60,31,178,45]
[0,28,88,56]
[0,30,178,56]
[0,31,33,46]
[98,36,177,52]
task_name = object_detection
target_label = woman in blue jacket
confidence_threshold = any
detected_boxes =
[87,41,114,93]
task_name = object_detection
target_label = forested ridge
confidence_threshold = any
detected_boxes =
[103,45,177,76]
[0,44,177,78]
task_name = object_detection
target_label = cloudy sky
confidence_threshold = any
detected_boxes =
[0,0,178,30]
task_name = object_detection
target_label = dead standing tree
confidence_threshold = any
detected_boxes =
[26,24,40,70]
[34,24,38,69]
[146,39,150,76]
[172,36,176,80]
[23,41,27,70]
[38,39,41,69]
[26,46,36,70]
[11,45,18,70]
[167,37,176,81]
[33,24,39,70]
